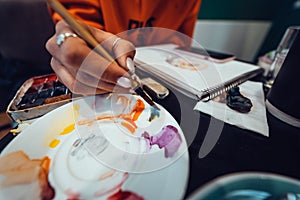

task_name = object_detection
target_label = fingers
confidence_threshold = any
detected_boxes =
[45,20,135,95]
[91,26,136,70]
[114,38,136,70]
[50,58,129,95]
[78,49,126,84]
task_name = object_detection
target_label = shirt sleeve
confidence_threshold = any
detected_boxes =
[178,0,202,38]
[48,0,105,30]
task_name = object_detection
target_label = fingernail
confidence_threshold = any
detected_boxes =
[129,89,136,94]
[126,57,135,72]
[117,77,132,88]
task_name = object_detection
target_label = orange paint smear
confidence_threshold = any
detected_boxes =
[121,121,136,134]
[77,98,145,134]
[99,169,115,180]
[123,118,137,128]
[0,151,55,199]
[96,114,117,121]
[77,119,94,126]
[130,99,145,121]
[40,156,51,174]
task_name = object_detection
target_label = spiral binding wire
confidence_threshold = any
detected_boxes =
[199,68,264,102]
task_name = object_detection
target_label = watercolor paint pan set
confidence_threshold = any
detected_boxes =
[6,73,82,122]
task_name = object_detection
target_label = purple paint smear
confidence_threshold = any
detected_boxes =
[142,125,182,158]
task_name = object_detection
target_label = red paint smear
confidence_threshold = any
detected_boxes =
[65,188,81,200]
[108,189,144,200]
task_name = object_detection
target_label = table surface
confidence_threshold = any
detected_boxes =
[1,81,300,199]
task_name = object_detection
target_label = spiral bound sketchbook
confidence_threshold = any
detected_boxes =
[134,44,263,101]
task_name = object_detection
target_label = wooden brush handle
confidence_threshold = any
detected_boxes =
[46,0,115,63]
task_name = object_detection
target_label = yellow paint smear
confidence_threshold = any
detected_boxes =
[49,139,60,148]
[60,123,75,135]
[73,104,80,119]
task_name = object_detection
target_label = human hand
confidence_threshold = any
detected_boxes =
[46,20,136,95]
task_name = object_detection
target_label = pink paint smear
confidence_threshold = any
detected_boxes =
[142,125,182,158]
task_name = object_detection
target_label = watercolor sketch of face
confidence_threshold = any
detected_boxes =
[166,53,208,71]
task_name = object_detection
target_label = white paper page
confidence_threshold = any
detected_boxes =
[135,44,259,97]
[194,81,269,137]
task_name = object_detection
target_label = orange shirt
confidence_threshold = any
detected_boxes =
[49,0,201,46]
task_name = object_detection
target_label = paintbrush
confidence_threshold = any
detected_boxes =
[46,0,159,110]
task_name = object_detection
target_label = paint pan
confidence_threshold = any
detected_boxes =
[6,73,82,122]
